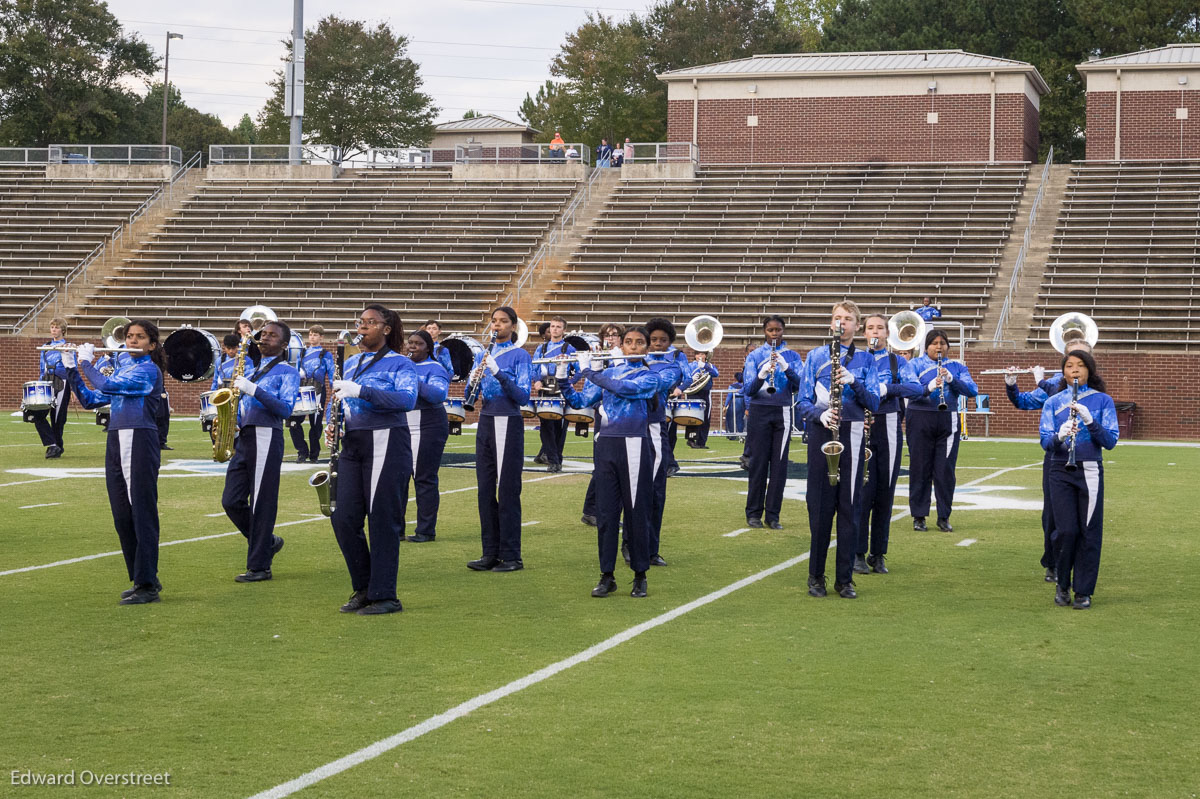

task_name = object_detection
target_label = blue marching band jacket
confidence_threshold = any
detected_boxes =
[866,346,925,414]
[69,356,162,430]
[210,355,239,391]
[797,343,881,424]
[236,356,301,430]
[412,359,451,409]
[40,339,70,383]
[298,346,335,387]
[470,339,532,417]
[1039,385,1119,463]
[533,339,577,383]
[742,342,804,406]
[562,361,661,438]
[327,349,419,431]
[644,349,686,423]
[906,354,978,413]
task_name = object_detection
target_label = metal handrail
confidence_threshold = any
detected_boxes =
[0,147,50,165]
[48,144,182,165]
[560,166,601,234]
[454,143,591,165]
[622,142,699,164]
[992,147,1054,344]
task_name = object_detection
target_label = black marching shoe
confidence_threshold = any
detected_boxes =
[1072,594,1092,610]
[766,520,783,530]
[807,575,827,598]
[746,518,764,529]
[936,518,954,532]
[630,574,648,598]
[1054,587,1071,607]
[491,559,524,572]
[295,453,308,464]
[912,517,927,532]
[580,514,597,527]
[665,464,680,478]
[406,534,436,543]
[853,555,870,574]
[339,590,370,613]
[119,585,160,605]
[309,454,320,463]
[121,581,162,599]
[621,542,631,564]
[591,574,618,598]
[532,454,548,465]
[160,444,173,451]
[467,556,500,571]
[833,581,858,599]
[1044,567,1057,583]
[649,554,668,567]
[272,535,285,555]
[738,454,750,471]
[46,445,63,459]
[868,554,888,574]
[548,463,562,473]
[235,569,272,583]
[357,598,403,615]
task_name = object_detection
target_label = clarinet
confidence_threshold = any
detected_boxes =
[1064,378,1080,472]
[463,331,497,412]
[861,336,878,486]
[936,355,948,411]
[764,340,780,394]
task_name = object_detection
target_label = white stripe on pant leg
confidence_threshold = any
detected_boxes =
[251,427,271,513]
[779,406,792,461]
[649,422,662,476]
[493,416,508,498]
[848,421,864,500]
[625,437,641,508]
[885,412,899,487]
[369,429,390,514]
[1083,461,1100,525]
[118,429,134,504]
[406,411,421,477]
[946,413,958,458]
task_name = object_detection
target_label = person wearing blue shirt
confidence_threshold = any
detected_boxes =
[221,320,301,583]
[64,321,166,605]
[797,303,881,599]
[423,320,455,375]
[467,306,533,573]
[914,297,942,322]
[30,317,72,458]
[643,318,686,567]
[671,351,720,449]
[532,316,576,473]
[561,326,660,597]
[907,329,978,532]
[854,314,926,576]
[290,325,336,463]
[580,322,623,527]
[403,330,451,543]
[741,315,804,530]
[1039,349,1118,610]
[326,305,419,615]
[210,334,242,390]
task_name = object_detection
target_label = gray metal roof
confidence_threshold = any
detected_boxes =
[659,49,1049,93]
[435,114,538,133]
[1077,44,1200,71]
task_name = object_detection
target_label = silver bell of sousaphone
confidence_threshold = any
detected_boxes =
[1049,311,1099,354]
[239,304,278,331]
[683,315,723,395]
[886,310,927,352]
[100,316,131,349]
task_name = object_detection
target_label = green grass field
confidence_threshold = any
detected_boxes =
[1,410,1198,798]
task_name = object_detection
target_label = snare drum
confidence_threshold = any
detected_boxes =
[670,399,707,427]
[534,397,565,420]
[564,405,595,424]
[292,385,320,416]
[199,390,219,422]
[520,403,537,419]
[444,398,466,422]
[21,381,54,411]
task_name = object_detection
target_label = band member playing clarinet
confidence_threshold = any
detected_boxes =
[291,325,335,463]
[63,321,167,604]
[532,316,575,473]
[1039,350,1117,609]
[797,302,879,599]
[907,329,978,532]
[31,317,72,458]
[221,320,300,583]
[327,305,418,615]
[467,307,532,573]
[560,327,660,597]
[741,316,804,529]
[404,330,451,543]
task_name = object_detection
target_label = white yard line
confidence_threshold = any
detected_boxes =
[956,539,977,547]
[522,520,541,526]
[0,477,64,489]
[18,503,61,509]
[723,527,752,538]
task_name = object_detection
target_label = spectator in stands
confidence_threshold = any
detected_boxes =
[565,146,580,161]
[915,297,942,321]
[423,320,454,374]
[623,138,634,163]
[596,138,613,167]
[611,147,624,167]
[549,131,566,161]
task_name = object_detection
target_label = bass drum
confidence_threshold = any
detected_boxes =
[163,326,220,382]
[564,330,600,353]
[441,335,487,382]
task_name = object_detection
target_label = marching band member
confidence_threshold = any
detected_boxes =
[671,351,719,449]
[404,330,451,543]
[531,315,575,473]
[560,327,660,597]
[234,318,254,340]
[914,297,942,322]
[211,334,242,390]
[63,321,167,604]
[854,314,924,575]
[741,316,804,529]
[1039,350,1118,609]
[291,325,335,463]
[643,318,686,566]
[467,306,533,573]
[581,323,623,527]
[31,317,72,458]
[221,320,300,583]
[906,329,978,532]
[327,305,419,615]
[423,320,454,374]
[797,302,880,599]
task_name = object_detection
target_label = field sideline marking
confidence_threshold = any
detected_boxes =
[890,461,1043,522]
[19,502,61,509]
[246,547,820,799]
[723,527,752,538]
[956,539,977,547]
[0,476,64,489]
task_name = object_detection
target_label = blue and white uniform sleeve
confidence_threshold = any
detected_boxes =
[255,369,300,420]
[418,366,450,403]
[360,359,419,412]
[797,355,822,423]
[1006,383,1049,410]
[1090,395,1120,450]
[81,359,156,396]
[853,356,881,412]
[498,352,531,406]
[561,378,601,409]
[585,367,658,399]
[67,368,111,409]
[951,362,978,398]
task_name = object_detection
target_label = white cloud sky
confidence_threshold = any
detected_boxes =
[107,0,652,130]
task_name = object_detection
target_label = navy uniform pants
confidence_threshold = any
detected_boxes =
[807,420,867,585]
[906,410,961,521]
[1049,461,1104,596]
[476,414,524,561]
[856,411,903,557]
[647,421,671,557]
[156,389,170,447]
[1040,451,1057,568]
[332,427,412,601]
[406,407,449,538]
[289,386,327,460]
[222,426,284,572]
[745,404,793,524]
[106,428,161,587]
[31,380,70,449]
[594,436,653,574]
[537,415,568,467]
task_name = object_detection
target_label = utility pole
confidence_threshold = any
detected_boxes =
[161,32,184,147]
[285,0,305,164]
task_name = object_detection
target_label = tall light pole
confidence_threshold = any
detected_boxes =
[286,0,304,164]
[161,32,184,148]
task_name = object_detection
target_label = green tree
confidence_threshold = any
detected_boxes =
[0,0,156,145]
[258,15,438,162]
[232,114,258,144]
[775,0,839,51]
[461,109,483,119]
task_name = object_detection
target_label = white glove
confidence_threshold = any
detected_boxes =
[234,376,257,397]
[1072,402,1093,425]
[555,361,569,380]
[1032,365,1046,383]
[942,368,954,384]
[1004,370,1018,386]
[820,408,837,430]
[299,368,307,380]
[1057,419,1076,440]
[332,379,362,400]
[485,354,500,375]
[837,368,855,386]
[576,351,592,372]
[60,349,77,369]
[77,343,95,364]
[879,383,888,398]
[757,359,774,379]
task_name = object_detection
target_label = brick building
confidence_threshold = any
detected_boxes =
[1079,44,1200,160]
[659,50,1048,164]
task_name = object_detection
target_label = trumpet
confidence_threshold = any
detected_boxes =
[531,352,648,365]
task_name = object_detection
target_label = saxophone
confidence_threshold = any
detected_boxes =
[310,339,348,517]
[821,323,845,486]
[209,337,248,463]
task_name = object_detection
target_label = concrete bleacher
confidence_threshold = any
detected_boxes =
[0,164,165,330]
[73,168,579,334]
[536,162,1028,347]
[1030,160,1200,351]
